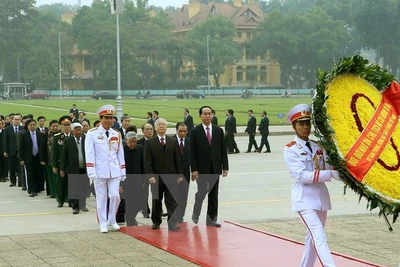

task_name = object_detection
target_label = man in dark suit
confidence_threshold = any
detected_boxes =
[121,132,145,226]
[225,109,239,154]
[257,111,271,153]
[245,110,259,153]
[36,116,48,192]
[19,119,44,197]
[172,122,190,223]
[0,120,9,182]
[60,123,89,214]
[211,109,218,126]
[36,116,49,136]
[144,118,183,231]
[191,106,229,227]
[69,104,79,118]
[146,112,153,127]
[3,114,23,187]
[151,110,159,136]
[138,122,153,218]
[183,109,194,136]
[78,112,90,127]
[119,115,131,140]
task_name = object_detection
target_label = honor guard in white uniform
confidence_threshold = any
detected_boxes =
[85,105,126,233]
[283,104,341,267]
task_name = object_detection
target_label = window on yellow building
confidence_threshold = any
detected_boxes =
[237,66,243,81]
[247,66,257,81]
[84,56,92,72]
[246,31,251,39]
[260,66,267,81]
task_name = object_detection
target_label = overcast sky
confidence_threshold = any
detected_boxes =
[35,0,188,9]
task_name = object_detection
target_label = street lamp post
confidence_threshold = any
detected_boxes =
[111,0,123,121]
[58,32,62,99]
[207,35,210,98]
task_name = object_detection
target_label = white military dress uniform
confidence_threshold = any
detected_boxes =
[283,104,338,267]
[85,105,126,233]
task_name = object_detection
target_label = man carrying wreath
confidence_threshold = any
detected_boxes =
[284,103,341,267]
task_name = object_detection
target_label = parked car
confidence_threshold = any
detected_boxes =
[24,90,49,100]
[92,91,118,100]
[176,90,204,99]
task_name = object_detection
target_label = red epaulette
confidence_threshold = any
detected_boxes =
[286,141,296,147]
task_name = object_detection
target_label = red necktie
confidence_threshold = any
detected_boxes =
[206,127,212,145]
[160,137,165,146]
[179,138,184,154]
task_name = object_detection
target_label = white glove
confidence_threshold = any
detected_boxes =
[120,175,126,182]
[88,174,97,181]
[331,170,341,181]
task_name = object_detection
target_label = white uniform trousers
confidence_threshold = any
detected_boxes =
[94,177,121,228]
[298,209,336,267]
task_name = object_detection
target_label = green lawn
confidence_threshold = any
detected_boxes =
[0,96,312,126]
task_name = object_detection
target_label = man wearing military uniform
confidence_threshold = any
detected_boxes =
[85,105,126,233]
[283,104,341,267]
[51,116,72,208]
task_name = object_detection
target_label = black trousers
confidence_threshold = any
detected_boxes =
[193,174,220,224]
[226,133,239,152]
[25,154,41,194]
[177,174,190,221]
[68,169,88,209]
[8,155,19,185]
[259,133,271,152]
[247,133,258,151]
[151,177,178,227]
[125,190,142,226]
[57,172,68,204]
[141,183,151,216]
[0,154,8,179]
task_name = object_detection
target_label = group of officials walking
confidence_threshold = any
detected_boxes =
[1,104,229,233]
[85,104,228,232]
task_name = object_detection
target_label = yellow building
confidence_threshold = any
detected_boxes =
[61,11,94,90]
[168,0,281,86]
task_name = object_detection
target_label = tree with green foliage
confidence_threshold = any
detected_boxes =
[252,7,350,88]
[186,15,241,88]
[352,0,400,74]
[0,0,38,83]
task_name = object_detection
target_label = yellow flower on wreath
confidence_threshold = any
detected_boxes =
[326,74,400,204]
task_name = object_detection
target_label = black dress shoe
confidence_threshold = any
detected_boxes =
[57,202,63,208]
[34,192,38,196]
[81,206,89,212]
[21,187,27,191]
[264,151,271,153]
[161,213,168,217]
[9,184,16,187]
[234,150,240,154]
[151,224,160,229]
[227,152,234,154]
[192,214,199,224]
[29,192,35,197]
[72,209,79,214]
[252,150,258,153]
[168,225,181,231]
[245,151,251,153]
[206,222,222,227]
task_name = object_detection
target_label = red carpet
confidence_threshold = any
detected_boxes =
[121,221,383,267]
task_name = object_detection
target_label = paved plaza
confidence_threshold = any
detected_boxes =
[0,130,399,266]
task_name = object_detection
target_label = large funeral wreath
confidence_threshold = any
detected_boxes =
[313,55,400,223]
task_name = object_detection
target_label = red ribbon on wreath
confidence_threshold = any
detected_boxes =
[345,82,400,182]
